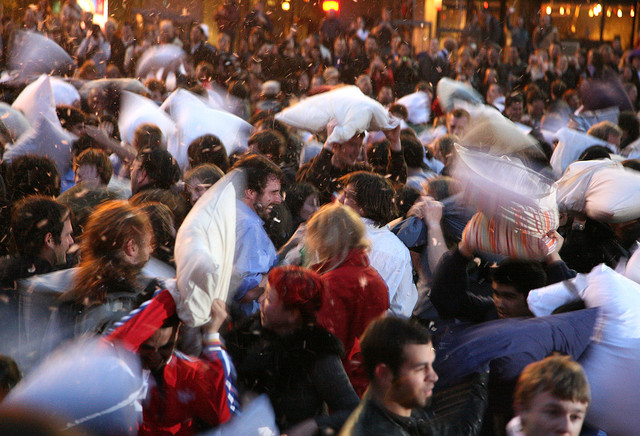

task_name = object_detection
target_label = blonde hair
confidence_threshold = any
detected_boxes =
[305,203,369,271]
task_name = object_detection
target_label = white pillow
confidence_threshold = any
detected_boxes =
[453,145,558,237]
[460,112,541,156]
[556,159,640,223]
[4,116,76,175]
[12,74,59,127]
[50,77,81,107]
[529,265,640,435]
[174,170,239,327]
[550,127,615,177]
[78,78,149,101]
[118,91,176,147]
[162,89,252,168]
[275,85,399,144]
[7,30,75,80]
[135,44,186,79]
[0,102,31,142]
[396,91,431,124]
[436,77,483,112]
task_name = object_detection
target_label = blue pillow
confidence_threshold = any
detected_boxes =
[433,308,598,387]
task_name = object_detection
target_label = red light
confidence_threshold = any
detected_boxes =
[483,1,488,9]
[322,0,339,12]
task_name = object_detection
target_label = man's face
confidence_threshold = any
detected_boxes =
[447,115,469,137]
[52,219,74,265]
[492,281,530,318]
[507,101,524,121]
[190,26,202,45]
[337,184,362,215]
[138,326,178,373]
[74,164,101,187]
[333,136,363,168]
[528,99,546,120]
[186,177,211,205]
[249,176,282,219]
[388,343,438,410]
[520,391,588,436]
[299,194,319,221]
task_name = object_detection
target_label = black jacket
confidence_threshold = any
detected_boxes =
[340,372,489,436]
[224,319,360,432]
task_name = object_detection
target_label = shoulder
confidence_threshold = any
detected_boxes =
[341,399,410,436]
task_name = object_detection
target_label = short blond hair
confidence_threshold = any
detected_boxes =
[515,355,590,411]
[305,203,369,271]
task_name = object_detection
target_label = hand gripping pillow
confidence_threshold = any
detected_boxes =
[274,85,399,144]
[453,146,559,237]
[462,212,556,261]
[550,127,615,177]
[174,170,239,327]
[0,102,30,142]
[118,91,176,147]
[4,116,76,175]
[12,74,59,127]
[396,91,431,124]
[436,77,483,112]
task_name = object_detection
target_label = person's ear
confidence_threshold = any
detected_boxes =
[245,187,257,202]
[374,363,393,386]
[123,238,138,258]
[44,232,55,249]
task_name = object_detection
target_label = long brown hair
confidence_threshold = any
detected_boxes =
[62,200,152,305]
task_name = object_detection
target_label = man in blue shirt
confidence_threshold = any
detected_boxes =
[229,155,283,316]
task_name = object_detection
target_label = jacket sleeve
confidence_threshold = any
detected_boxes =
[104,288,176,352]
[430,248,494,322]
[296,148,335,200]
[544,260,577,285]
[420,371,489,436]
[193,335,241,426]
[312,354,361,432]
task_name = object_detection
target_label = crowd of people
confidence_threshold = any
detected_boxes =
[1,0,640,435]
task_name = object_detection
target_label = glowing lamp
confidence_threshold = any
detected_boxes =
[322,0,339,12]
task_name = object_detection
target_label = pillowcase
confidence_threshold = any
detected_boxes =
[275,85,399,144]
[453,146,558,237]
[0,102,31,142]
[12,74,59,126]
[436,77,483,112]
[161,88,252,168]
[4,116,76,175]
[174,170,239,326]
[462,212,556,260]
[550,127,614,177]
[50,77,81,107]
[396,91,431,124]
[433,308,598,387]
[118,91,176,147]
[7,30,75,80]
